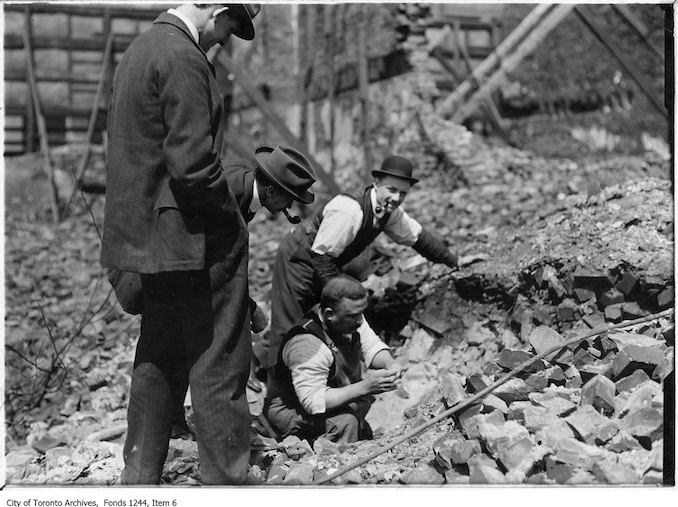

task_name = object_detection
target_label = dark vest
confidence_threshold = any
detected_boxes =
[299,186,391,268]
[267,310,363,409]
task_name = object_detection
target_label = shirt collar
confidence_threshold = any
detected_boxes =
[167,8,200,45]
[250,179,263,216]
[370,187,385,219]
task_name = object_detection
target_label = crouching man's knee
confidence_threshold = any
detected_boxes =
[324,412,360,444]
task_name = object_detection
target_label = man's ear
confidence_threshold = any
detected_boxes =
[321,306,334,321]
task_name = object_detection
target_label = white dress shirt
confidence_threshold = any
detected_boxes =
[167,8,200,44]
[282,314,390,415]
[310,188,423,257]
[249,180,263,216]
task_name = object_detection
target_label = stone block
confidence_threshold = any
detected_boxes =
[401,463,445,485]
[617,380,661,415]
[529,391,577,416]
[493,378,532,404]
[282,463,315,485]
[592,459,641,484]
[604,304,623,323]
[481,394,508,414]
[573,268,612,292]
[599,288,625,308]
[466,373,492,394]
[313,437,341,455]
[615,370,651,394]
[620,302,646,320]
[529,325,565,361]
[580,374,616,415]
[606,430,643,453]
[583,312,606,329]
[469,463,506,484]
[616,272,639,296]
[506,401,531,422]
[575,287,596,303]
[545,457,574,484]
[497,348,543,373]
[444,469,470,484]
[656,287,674,309]
[612,345,665,379]
[565,405,619,445]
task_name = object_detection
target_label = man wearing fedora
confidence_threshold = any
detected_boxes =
[101,4,263,484]
[264,155,461,374]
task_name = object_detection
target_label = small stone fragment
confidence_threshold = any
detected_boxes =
[622,408,663,441]
[506,401,531,422]
[481,394,508,414]
[529,391,577,416]
[574,288,596,303]
[466,373,492,394]
[533,304,555,326]
[604,305,623,323]
[497,348,542,372]
[606,430,643,453]
[529,325,565,361]
[620,302,646,320]
[599,288,624,308]
[616,272,639,296]
[493,378,531,404]
[400,463,444,485]
[581,374,616,415]
[656,287,674,309]
[615,370,651,394]
[282,463,315,485]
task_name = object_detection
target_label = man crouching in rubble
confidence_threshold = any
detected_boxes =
[264,276,401,444]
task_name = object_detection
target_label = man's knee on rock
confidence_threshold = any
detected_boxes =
[325,413,360,444]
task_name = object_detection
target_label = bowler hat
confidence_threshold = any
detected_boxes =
[254,145,316,204]
[371,155,419,184]
[228,3,261,41]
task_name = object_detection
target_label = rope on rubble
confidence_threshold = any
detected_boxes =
[314,307,674,485]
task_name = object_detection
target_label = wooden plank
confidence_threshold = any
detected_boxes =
[436,3,552,118]
[574,5,667,119]
[612,4,664,61]
[22,6,60,222]
[216,52,341,195]
[451,5,575,124]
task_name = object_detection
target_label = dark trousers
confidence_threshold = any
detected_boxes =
[263,397,371,445]
[267,236,318,368]
[121,255,252,485]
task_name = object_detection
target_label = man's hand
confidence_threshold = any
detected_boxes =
[458,253,489,268]
[360,369,401,395]
[251,303,269,334]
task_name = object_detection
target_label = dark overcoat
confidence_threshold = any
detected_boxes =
[101,13,247,274]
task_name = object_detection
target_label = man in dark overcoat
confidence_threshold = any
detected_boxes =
[101,4,262,485]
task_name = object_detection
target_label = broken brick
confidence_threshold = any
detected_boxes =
[612,345,665,379]
[460,410,504,439]
[620,302,646,320]
[656,287,674,309]
[616,272,639,296]
[564,365,583,388]
[643,276,666,291]
[573,348,597,369]
[578,358,615,383]
[573,268,613,292]
[615,369,651,394]
[604,304,623,323]
[599,288,625,308]
[433,430,466,468]
[575,287,596,303]
[591,334,618,357]
[580,374,616,416]
[506,401,531,422]
[445,439,482,466]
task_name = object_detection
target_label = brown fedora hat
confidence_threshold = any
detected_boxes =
[254,145,316,204]
[228,3,261,41]
[371,155,419,184]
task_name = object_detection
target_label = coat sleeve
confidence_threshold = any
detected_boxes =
[157,48,230,211]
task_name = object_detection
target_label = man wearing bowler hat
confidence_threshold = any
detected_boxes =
[101,3,263,484]
[264,155,462,375]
